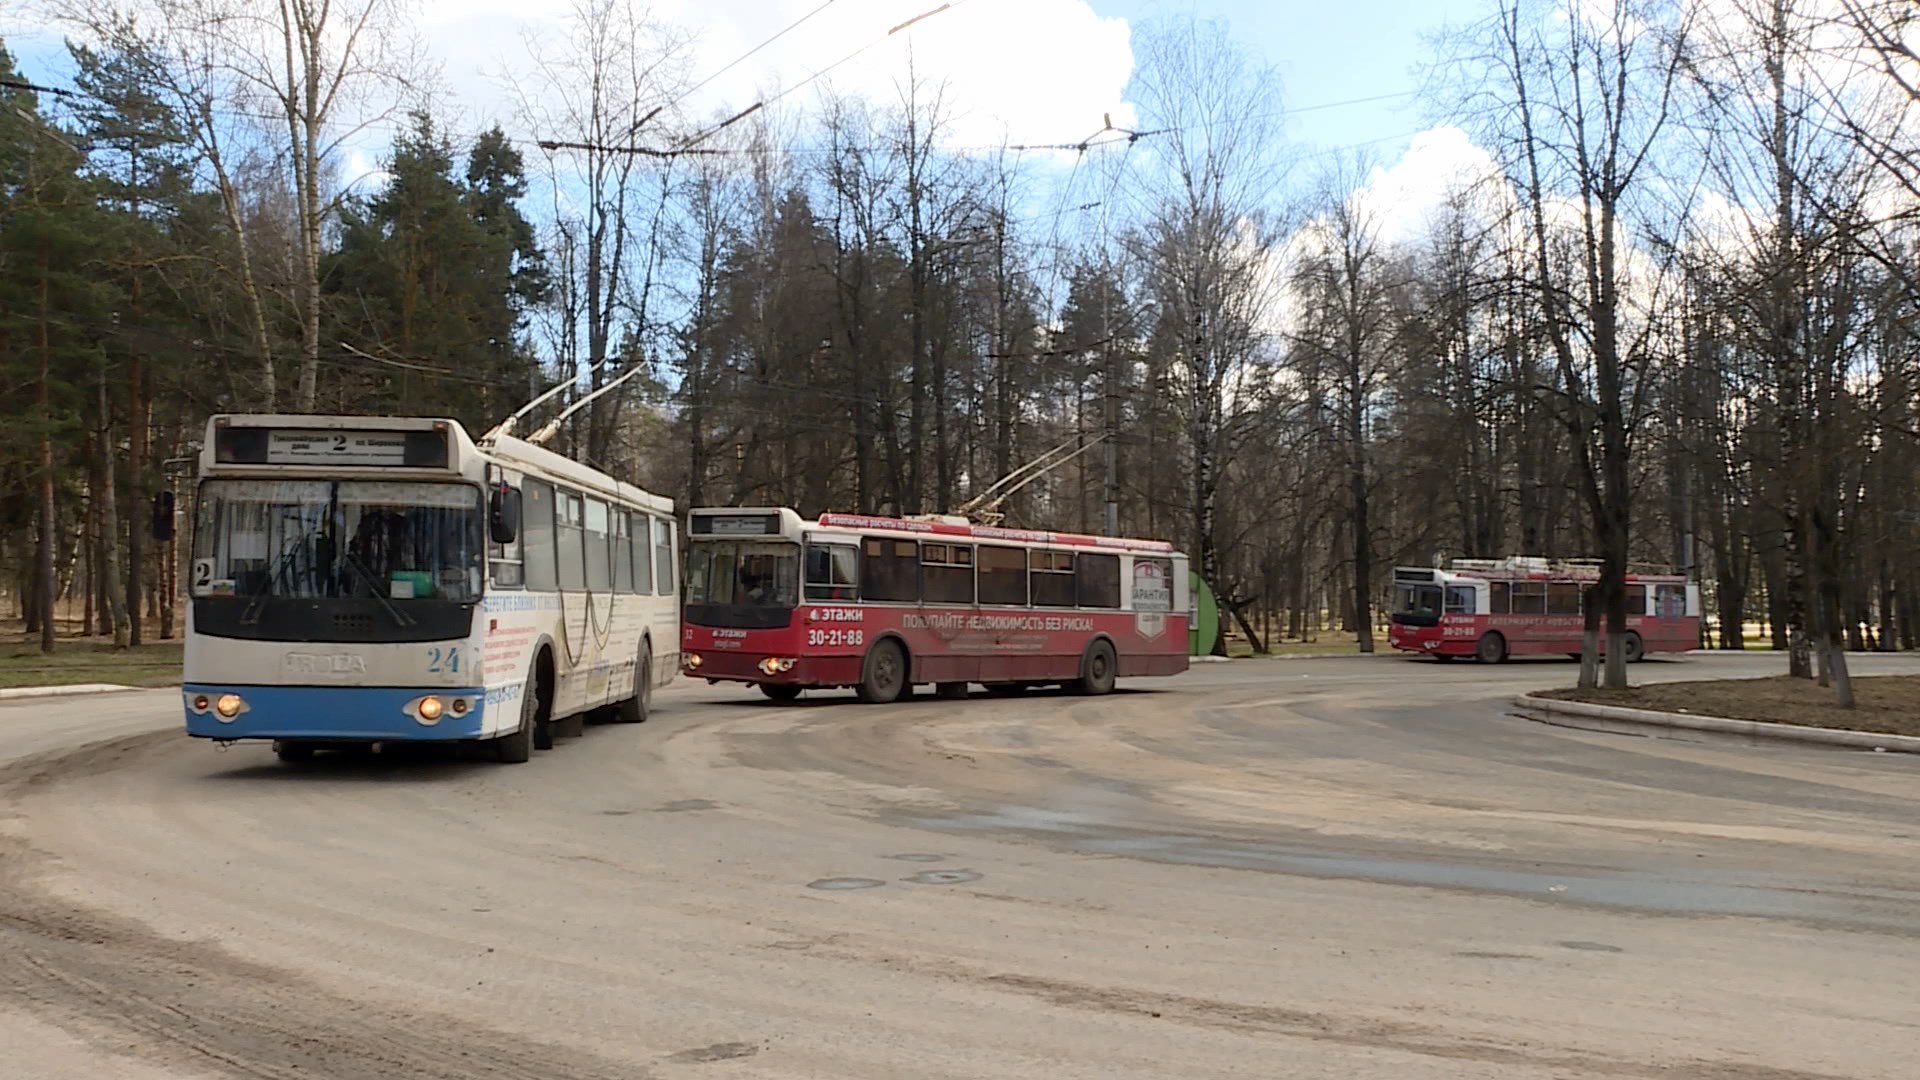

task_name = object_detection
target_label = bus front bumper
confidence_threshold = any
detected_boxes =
[1386,626,1461,655]
[683,652,862,688]
[183,684,489,741]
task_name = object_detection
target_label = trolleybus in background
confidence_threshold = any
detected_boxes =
[1386,556,1701,663]
[681,509,1191,702]
[182,414,678,763]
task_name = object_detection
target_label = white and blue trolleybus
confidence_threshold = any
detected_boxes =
[182,414,679,763]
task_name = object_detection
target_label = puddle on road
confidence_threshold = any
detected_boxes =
[905,805,1907,928]
[807,877,886,891]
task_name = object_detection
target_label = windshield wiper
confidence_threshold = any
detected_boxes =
[340,550,418,628]
[241,541,308,625]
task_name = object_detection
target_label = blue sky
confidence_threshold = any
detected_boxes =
[1099,0,1485,151]
[2,0,1499,237]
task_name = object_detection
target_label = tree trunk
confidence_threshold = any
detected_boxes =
[1577,584,1599,690]
[38,252,58,655]
[127,275,147,647]
[95,374,132,648]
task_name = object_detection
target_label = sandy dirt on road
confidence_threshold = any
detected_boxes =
[3,660,1919,1080]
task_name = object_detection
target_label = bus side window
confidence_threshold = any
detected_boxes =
[488,484,525,589]
[584,498,612,592]
[1510,582,1546,614]
[632,513,654,594]
[1488,581,1509,614]
[861,537,919,602]
[1655,584,1686,617]
[1444,585,1477,614]
[806,542,858,601]
[613,511,635,594]
[1031,550,1075,607]
[556,490,586,591]
[654,518,675,596]
[1547,582,1581,615]
[1625,584,1647,614]
[1074,553,1121,609]
[977,545,1028,605]
[521,480,558,591]
[923,543,975,605]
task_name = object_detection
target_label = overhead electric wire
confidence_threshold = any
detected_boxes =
[656,0,841,128]
[556,0,973,157]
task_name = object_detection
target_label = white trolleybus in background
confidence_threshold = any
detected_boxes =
[181,415,679,764]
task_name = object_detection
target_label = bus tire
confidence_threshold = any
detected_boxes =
[935,681,969,700]
[1075,639,1118,696]
[494,679,537,764]
[1475,632,1507,664]
[855,639,908,705]
[273,740,315,765]
[1624,632,1645,663]
[616,651,652,723]
[760,684,803,703]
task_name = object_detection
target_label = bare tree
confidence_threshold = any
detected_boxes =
[1126,17,1287,648]
[64,4,286,406]
[1480,0,1692,689]
[1290,158,1405,653]
[510,0,688,465]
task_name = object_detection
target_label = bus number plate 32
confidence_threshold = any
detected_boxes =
[806,628,864,648]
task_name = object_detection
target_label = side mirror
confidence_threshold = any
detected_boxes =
[489,484,521,545]
[151,491,176,542]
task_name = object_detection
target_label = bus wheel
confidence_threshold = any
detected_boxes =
[273,740,315,765]
[1475,632,1508,664]
[935,682,969,700]
[1076,640,1118,696]
[855,639,907,705]
[494,681,536,763]
[1624,632,1645,663]
[616,653,652,723]
[760,684,803,703]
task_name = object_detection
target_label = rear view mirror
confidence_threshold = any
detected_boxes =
[489,484,521,545]
[151,491,176,542]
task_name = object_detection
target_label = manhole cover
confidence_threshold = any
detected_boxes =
[806,877,886,891]
[902,869,982,886]
[885,853,946,863]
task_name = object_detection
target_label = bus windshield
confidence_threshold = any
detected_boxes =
[192,479,483,604]
[1391,583,1442,625]
[685,541,800,608]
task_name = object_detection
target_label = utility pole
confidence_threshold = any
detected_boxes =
[1102,270,1119,537]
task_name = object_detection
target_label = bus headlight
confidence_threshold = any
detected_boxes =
[686,653,703,670]
[214,694,245,719]
[188,693,211,714]
[757,657,797,675]
[417,696,444,722]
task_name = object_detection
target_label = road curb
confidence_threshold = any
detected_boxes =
[1514,693,1920,755]
[0,683,146,702]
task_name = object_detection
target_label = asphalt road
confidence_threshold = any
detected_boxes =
[4,652,1919,1079]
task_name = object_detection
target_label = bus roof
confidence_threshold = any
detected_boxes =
[814,512,1178,554]
[479,431,673,514]
[201,414,674,514]
[1394,560,1688,585]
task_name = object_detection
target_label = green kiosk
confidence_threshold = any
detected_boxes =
[1188,571,1220,657]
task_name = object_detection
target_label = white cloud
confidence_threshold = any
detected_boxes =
[1349,125,1505,246]
[416,0,1136,149]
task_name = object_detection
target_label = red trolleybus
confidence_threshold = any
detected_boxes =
[680,509,1191,702]
[1386,556,1701,663]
